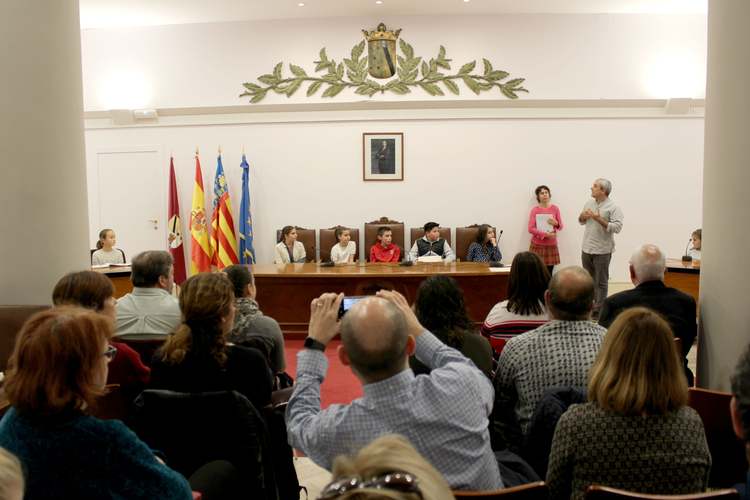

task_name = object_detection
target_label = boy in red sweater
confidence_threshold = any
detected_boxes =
[369,227,401,263]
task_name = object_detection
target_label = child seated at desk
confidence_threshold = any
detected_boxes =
[369,227,400,263]
[91,228,125,266]
[330,227,356,264]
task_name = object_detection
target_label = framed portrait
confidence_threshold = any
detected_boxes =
[362,132,404,181]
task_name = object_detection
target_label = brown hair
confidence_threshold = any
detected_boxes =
[335,226,350,243]
[52,271,114,311]
[157,272,234,366]
[588,307,687,415]
[95,228,113,250]
[4,307,111,416]
[507,252,549,316]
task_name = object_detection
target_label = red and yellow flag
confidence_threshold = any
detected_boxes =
[190,153,212,274]
[167,157,187,284]
[210,155,239,269]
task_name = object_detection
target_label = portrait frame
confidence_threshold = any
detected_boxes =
[362,132,404,181]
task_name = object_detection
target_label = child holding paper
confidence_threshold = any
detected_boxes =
[528,185,562,274]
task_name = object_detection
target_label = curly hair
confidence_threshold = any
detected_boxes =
[414,275,473,349]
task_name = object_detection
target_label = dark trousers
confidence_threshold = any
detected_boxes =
[581,252,611,314]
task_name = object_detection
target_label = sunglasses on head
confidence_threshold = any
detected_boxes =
[318,471,422,499]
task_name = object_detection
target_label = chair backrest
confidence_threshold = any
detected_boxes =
[454,481,549,499]
[276,227,316,262]
[586,485,739,500]
[115,335,167,367]
[456,224,499,261]
[0,305,49,372]
[319,226,361,263]
[688,387,748,487]
[134,389,278,500]
[363,217,405,261]
[409,227,452,249]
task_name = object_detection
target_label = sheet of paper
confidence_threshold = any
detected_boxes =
[536,214,553,233]
[417,255,442,263]
[489,267,509,272]
[91,264,109,269]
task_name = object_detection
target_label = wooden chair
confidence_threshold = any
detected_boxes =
[319,226,360,263]
[409,226,452,251]
[586,485,739,500]
[687,387,748,487]
[363,217,405,262]
[456,224,498,261]
[115,335,166,367]
[276,227,316,262]
[0,305,49,371]
[454,481,549,500]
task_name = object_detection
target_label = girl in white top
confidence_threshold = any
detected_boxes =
[687,228,701,260]
[274,226,307,264]
[91,229,125,266]
[330,227,356,264]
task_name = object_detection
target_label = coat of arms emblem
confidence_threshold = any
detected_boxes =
[362,23,402,79]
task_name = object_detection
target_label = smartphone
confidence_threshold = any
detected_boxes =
[338,295,367,318]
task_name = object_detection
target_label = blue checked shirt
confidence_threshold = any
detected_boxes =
[286,330,503,490]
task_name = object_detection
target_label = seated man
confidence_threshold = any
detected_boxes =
[407,222,455,262]
[731,342,750,500]
[286,290,503,490]
[492,266,605,451]
[598,244,697,385]
[115,250,180,337]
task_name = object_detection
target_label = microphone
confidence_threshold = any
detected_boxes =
[681,238,693,262]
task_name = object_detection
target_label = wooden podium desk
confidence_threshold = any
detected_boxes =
[92,266,133,298]
[252,262,510,338]
[664,258,700,303]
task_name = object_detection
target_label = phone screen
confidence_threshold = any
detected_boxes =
[339,295,367,318]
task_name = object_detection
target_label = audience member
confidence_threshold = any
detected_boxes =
[578,178,624,316]
[466,224,502,263]
[322,434,453,500]
[369,226,400,263]
[408,222,455,262]
[689,228,702,260]
[546,307,710,500]
[0,447,23,500]
[482,252,550,342]
[274,225,306,264]
[223,264,287,374]
[599,244,697,385]
[115,250,180,336]
[492,266,604,451]
[528,185,563,275]
[52,270,150,394]
[286,290,504,490]
[411,275,493,377]
[150,272,273,411]
[731,342,750,500]
[91,228,125,266]
[0,307,193,499]
[330,226,357,264]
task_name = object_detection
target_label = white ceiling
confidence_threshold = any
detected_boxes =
[79,0,707,30]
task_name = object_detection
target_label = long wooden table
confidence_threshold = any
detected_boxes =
[253,262,510,338]
[664,258,700,303]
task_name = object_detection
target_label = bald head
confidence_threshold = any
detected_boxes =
[630,244,666,283]
[340,297,409,383]
[547,266,595,321]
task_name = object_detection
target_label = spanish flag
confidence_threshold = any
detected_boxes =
[189,153,212,274]
[210,154,239,269]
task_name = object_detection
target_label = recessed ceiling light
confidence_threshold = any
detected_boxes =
[463,0,470,2]
[375,0,383,4]
[298,2,304,5]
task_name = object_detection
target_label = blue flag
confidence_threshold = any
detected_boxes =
[239,154,256,264]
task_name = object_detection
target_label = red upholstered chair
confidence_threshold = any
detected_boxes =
[454,481,548,499]
[363,217,405,262]
[319,226,360,263]
[276,227,316,262]
[585,485,739,500]
[409,226,452,250]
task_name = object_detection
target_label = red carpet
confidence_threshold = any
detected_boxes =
[285,339,363,408]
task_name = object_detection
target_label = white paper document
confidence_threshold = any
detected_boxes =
[536,214,553,233]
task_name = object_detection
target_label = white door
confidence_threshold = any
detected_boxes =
[97,147,164,261]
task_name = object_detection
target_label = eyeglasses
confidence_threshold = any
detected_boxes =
[318,472,422,499]
[103,344,117,361]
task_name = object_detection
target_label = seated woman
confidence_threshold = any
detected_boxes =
[274,225,306,264]
[0,307,193,499]
[411,275,493,377]
[688,228,702,260]
[546,307,711,500]
[149,272,273,411]
[223,264,287,375]
[52,270,150,396]
[330,226,357,264]
[91,228,126,265]
[481,252,549,352]
[466,224,502,262]
[323,434,453,500]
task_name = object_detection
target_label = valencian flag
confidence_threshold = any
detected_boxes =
[167,157,187,284]
[189,152,212,274]
[210,154,239,269]
[238,154,256,264]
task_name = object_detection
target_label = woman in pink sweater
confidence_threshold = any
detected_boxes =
[528,185,563,274]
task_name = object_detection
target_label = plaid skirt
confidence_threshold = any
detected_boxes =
[529,242,560,266]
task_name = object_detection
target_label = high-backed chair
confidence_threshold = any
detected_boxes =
[275,227,316,262]
[688,387,748,487]
[319,226,360,263]
[409,226,452,252]
[115,335,167,367]
[456,224,499,261]
[0,305,49,371]
[585,485,739,500]
[454,481,548,500]
[363,217,405,262]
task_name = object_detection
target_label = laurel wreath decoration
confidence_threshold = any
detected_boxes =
[240,40,528,103]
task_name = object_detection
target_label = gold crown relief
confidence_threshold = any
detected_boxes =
[362,23,402,42]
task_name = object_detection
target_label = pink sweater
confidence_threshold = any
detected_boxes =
[528,204,563,246]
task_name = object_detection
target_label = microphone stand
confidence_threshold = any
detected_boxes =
[681,238,693,262]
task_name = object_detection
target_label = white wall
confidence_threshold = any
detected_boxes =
[80,14,706,280]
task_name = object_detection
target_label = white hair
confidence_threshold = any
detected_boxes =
[595,178,612,196]
[630,244,666,282]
